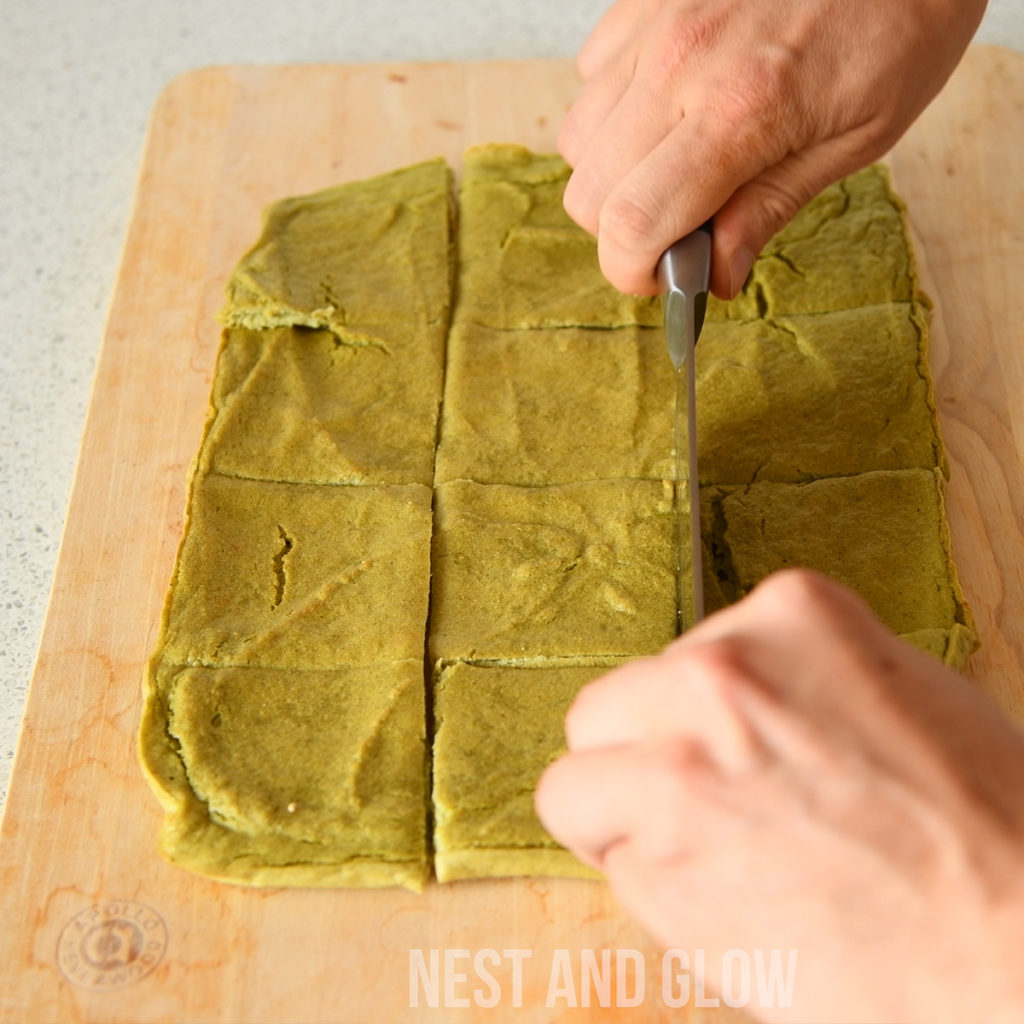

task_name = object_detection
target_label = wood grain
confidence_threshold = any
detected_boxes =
[0,50,1022,1023]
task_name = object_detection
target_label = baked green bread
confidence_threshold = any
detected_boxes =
[432,660,611,882]
[221,158,453,334]
[696,303,945,483]
[141,662,429,889]
[700,469,974,646]
[435,322,675,485]
[429,479,677,662]
[706,162,925,322]
[141,143,976,891]
[454,144,661,329]
[204,323,446,486]
[159,475,433,669]
[142,158,452,891]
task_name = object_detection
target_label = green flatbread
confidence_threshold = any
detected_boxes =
[454,144,662,329]
[221,158,453,334]
[435,321,674,485]
[203,322,445,486]
[700,469,974,652]
[430,479,677,662]
[158,474,433,670]
[696,302,945,483]
[141,145,977,892]
[432,660,611,882]
[141,661,429,889]
[707,164,923,322]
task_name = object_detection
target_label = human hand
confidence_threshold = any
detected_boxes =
[559,0,987,298]
[536,569,1024,1023]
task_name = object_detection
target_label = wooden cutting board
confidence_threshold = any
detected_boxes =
[1,50,1023,1024]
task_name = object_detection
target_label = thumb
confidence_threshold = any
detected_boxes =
[709,141,877,300]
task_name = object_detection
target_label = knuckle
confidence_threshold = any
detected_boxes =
[532,758,561,818]
[562,682,598,747]
[707,47,798,154]
[655,7,722,75]
[597,189,664,295]
[752,179,806,238]
[597,194,662,294]
[851,114,903,164]
[644,739,700,807]
[557,115,582,167]
[599,188,659,251]
[561,170,599,234]
[680,640,751,702]
[757,567,843,619]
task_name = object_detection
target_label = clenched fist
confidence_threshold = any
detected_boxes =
[559,0,987,297]
[536,570,1024,1023]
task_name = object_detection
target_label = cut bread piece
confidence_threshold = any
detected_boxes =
[158,474,433,670]
[432,660,610,883]
[141,661,429,890]
[435,322,673,485]
[221,158,453,334]
[700,469,976,663]
[429,479,677,663]
[695,302,944,484]
[203,323,445,486]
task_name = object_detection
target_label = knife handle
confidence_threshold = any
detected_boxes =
[658,220,712,347]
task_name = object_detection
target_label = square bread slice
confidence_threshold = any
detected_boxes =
[220,158,453,334]
[432,660,611,882]
[434,322,674,485]
[454,144,662,330]
[429,479,677,662]
[705,164,921,323]
[158,474,433,669]
[701,469,976,657]
[695,302,944,484]
[141,661,429,890]
[202,323,445,486]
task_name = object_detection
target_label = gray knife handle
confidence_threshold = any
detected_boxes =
[658,222,712,368]
[657,221,712,333]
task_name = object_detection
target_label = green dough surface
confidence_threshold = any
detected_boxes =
[435,322,674,485]
[432,660,613,882]
[455,144,662,329]
[430,479,677,662]
[159,474,433,670]
[706,164,922,322]
[696,302,944,483]
[141,661,429,889]
[221,158,453,334]
[700,469,973,641]
[142,145,976,891]
[203,323,445,486]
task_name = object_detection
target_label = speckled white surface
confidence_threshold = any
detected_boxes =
[1,0,1022,809]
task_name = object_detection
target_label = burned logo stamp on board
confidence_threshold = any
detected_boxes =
[57,900,167,990]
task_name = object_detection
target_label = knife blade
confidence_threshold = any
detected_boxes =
[658,224,711,632]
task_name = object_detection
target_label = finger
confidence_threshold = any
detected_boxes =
[576,0,648,81]
[708,134,885,298]
[592,104,788,294]
[535,737,718,869]
[677,569,909,728]
[558,53,636,169]
[564,645,767,774]
[562,68,690,237]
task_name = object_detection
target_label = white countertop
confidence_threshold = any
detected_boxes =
[2,0,1022,809]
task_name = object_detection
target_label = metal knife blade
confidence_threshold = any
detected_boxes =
[658,224,711,632]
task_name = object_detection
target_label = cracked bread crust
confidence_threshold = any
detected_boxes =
[158,475,433,670]
[432,660,613,883]
[141,145,976,891]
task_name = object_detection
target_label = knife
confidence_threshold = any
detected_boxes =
[658,223,711,632]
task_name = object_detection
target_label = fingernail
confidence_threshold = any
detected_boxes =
[728,247,755,297]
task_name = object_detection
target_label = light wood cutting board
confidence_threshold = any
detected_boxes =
[1,50,1023,1024]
